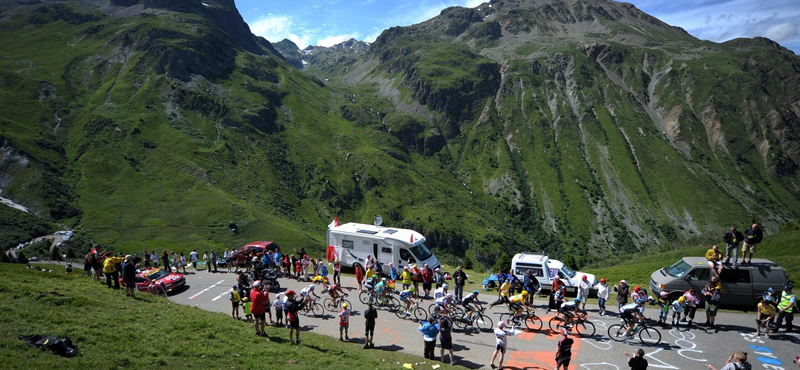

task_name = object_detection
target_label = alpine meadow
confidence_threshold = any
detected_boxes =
[2,0,800,269]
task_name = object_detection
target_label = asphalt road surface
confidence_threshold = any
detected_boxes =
[170,267,800,369]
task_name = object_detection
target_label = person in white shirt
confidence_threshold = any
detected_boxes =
[594,278,610,316]
[490,320,516,370]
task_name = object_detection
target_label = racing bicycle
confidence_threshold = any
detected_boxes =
[608,318,662,344]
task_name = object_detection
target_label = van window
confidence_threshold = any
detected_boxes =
[410,244,433,261]
[514,264,544,277]
[381,247,391,254]
[342,240,354,249]
[400,249,414,263]
[720,269,750,283]
[687,268,710,282]
[665,259,692,278]
[560,265,577,279]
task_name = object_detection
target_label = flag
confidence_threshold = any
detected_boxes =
[410,234,414,244]
[328,215,339,229]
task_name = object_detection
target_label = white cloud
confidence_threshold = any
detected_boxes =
[249,14,315,48]
[316,33,360,47]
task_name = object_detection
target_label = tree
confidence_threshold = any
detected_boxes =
[493,253,511,273]
[464,254,474,270]
[50,246,61,261]
[16,250,28,264]
[1,251,11,263]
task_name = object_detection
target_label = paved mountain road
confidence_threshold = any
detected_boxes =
[170,268,800,369]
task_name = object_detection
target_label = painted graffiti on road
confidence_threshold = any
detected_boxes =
[669,329,706,361]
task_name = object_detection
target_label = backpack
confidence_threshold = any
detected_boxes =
[19,334,78,357]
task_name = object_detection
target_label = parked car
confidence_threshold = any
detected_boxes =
[120,268,186,294]
[235,241,278,267]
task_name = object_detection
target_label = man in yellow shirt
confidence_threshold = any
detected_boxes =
[103,253,125,289]
[705,245,724,277]
[490,280,512,308]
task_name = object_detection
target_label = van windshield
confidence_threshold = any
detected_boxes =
[410,244,433,261]
[560,265,576,279]
[665,259,692,278]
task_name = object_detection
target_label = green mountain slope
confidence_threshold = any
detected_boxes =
[1,0,799,268]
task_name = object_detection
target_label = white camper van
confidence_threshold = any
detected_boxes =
[511,253,598,294]
[327,222,440,271]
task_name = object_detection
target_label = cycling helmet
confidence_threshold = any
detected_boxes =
[635,298,645,305]
[308,284,315,290]
[409,286,416,292]
[521,290,529,296]
[382,277,387,282]
[443,283,449,289]
[574,297,581,303]
[473,290,479,294]
[447,293,454,298]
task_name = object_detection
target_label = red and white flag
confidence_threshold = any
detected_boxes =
[328,215,339,229]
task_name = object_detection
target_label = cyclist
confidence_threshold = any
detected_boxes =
[300,284,320,303]
[399,286,417,316]
[374,278,388,301]
[434,283,449,300]
[435,293,455,315]
[328,283,346,305]
[462,290,484,322]
[507,290,530,316]
[559,297,582,325]
[620,298,647,337]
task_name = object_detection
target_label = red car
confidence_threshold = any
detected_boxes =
[120,268,186,293]
[235,241,278,267]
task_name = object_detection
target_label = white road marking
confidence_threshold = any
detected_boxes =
[188,280,225,300]
[212,291,230,301]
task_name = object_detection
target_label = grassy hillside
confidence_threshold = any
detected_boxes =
[0,263,427,369]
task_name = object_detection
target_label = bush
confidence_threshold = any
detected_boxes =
[464,253,474,270]
[1,252,10,263]
[492,253,511,273]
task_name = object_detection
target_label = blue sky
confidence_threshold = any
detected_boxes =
[234,0,800,55]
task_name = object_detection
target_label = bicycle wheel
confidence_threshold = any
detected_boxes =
[306,302,323,317]
[574,320,596,337]
[386,297,402,313]
[413,306,428,322]
[607,324,628,342]
[428,303,439,316]
[359,291,371,304]
[639,327,661,344]
[453,313,468,329]
[549,316,564,332]
[323,298,336,312]
[474,314,494,332]
[525,314,543,331]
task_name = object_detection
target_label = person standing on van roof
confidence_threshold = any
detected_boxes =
[706,245,725,277]
[774,284,796,333]
[615,280,630,311]
[723,226,744,267]
[741,223,763,265]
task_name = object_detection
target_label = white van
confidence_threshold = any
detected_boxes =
[511,253,598,294]
[327,222,440,271]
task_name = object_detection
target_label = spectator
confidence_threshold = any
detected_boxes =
[706,245,724,277]
[741,224,763,265]
[670,296,685,326]
[179,252,187,274]
[523,270,540,306]
[422,263,434,299]
[439,312,455,365]
[284,290,306,344]
[364,301,378,349]
[121,255,136,298]
[419,320,439,360]
[454,266,468,301]
[338,302,351,341]
[490,320,515,369]
[249,281,267,337]
[556,328,574,370]
[150,251,159,268]
[615,280,630,310]
[210,250,218,272]
[578,275,591,311]
[161,250,169,273]
[774,284,796,333]
[682,288,700,326]
[103,252,125,289]
[355,263,365,291]
[272,293,285,327]
[243,297,252,323]
[189,249,198,270]
[706,352,751,370]
[756,296,775,337]
[595,278,610,316]
[230,285,241,320]
[625,348,648,370]
[723,226,744,267]
[703,283,721,328]
[549,277,565,312]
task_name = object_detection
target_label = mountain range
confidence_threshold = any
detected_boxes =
[1,0,799,268]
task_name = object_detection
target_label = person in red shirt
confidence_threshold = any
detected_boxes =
[355,263,365,291]
[422,263,434,299]
[249,281,267,337]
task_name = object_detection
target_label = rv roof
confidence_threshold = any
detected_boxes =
[333,222,423,244]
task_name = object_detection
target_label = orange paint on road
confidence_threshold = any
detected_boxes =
[506,330,582,369]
